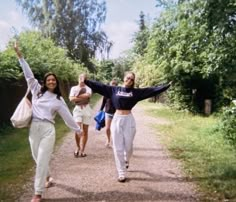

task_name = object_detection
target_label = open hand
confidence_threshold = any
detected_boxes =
[14,41,18,50]
[76,130,83,137]
[14,41,22,58]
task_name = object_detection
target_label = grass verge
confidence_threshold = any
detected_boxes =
[0,94,100,201]
[141,101,236,201]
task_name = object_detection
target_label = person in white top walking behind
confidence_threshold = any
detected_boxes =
[69,74,92,157]
[14,42,82,202]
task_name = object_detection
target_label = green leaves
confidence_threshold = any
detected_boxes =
[0,49,21,80]
[1,31,85,82]
[219,106,236,147]
[132,12,150,56]
[131,0,236,112]
[16,0,111,70]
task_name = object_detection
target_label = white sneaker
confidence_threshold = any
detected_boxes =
[118,176,126,183]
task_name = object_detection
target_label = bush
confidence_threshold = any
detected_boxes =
[219,104,236,146]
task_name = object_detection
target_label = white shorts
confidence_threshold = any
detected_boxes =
[105,112,114,120]
[73,105,92,125]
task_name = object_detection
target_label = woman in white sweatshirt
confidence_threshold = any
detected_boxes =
[14,43,82,202]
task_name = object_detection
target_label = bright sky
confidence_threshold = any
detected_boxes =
[0,0,162,59]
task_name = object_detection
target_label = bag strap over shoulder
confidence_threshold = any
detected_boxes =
[24,87,31,98]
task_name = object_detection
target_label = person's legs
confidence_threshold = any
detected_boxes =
[80,124,88,156]
[74,122,82,157]
[29,122,42,201]
[79,105,92,156]
[123,114,136,168]
[73,106,83,157]
[29,122,41,162]
[29,121,55,199]
[111,114,126,180]
[105,115,112,147]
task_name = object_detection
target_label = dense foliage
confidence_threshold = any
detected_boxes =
[92,59,114,82]
[219,103,236,147]
[0,31,85,83]
[130,0,236,113]
[132,12,149,56]
[16,0,112,71]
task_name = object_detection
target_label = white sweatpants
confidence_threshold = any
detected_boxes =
[29,120,55,195]
[111,113,136,178]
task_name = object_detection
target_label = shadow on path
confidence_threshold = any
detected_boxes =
[43,182,197,202]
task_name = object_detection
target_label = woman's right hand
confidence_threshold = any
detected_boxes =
[14,41,22,58]
[76,130,83,137]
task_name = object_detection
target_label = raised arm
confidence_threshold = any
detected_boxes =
[14,42,23,59]
[83,79,113,98]
[14,42,41,93]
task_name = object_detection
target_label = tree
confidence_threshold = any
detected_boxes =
[202,0,236,100]
[132,11,149,56]
[202,0,236,34]
[93,59,114,82]
[1,31,85,82]
[16,0,112,71]
[155,0,176,9]
[112,54,134,81]
[132,0,236,113]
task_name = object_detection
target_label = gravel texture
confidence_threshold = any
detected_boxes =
[20,101,200,202]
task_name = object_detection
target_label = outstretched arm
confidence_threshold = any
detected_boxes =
[137,82,171,101]
[58,98,82,135]
[79,75,113,98]
[14,42,41,93]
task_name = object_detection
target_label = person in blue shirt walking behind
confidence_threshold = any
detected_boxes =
[81,72,172,182]
[100,79,118,148]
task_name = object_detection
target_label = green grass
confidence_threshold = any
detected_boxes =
[0,117,71,201]
[0,94,101,201]
[141,101,236,201]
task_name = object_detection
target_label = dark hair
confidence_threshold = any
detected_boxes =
[37,72,62,100]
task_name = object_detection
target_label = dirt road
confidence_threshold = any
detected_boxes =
[20,101,200,202]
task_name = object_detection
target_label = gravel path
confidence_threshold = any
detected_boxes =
[20,101,200,202]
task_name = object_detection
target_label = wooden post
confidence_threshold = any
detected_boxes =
[204,99,212,115]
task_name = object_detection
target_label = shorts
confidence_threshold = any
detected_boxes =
[73,105,92,125]
[105,113,114,120]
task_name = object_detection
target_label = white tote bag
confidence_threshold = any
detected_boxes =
[10,88,32,128]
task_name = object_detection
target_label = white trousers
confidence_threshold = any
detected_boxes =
[111,113,136,178]
[29,120,55,195]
